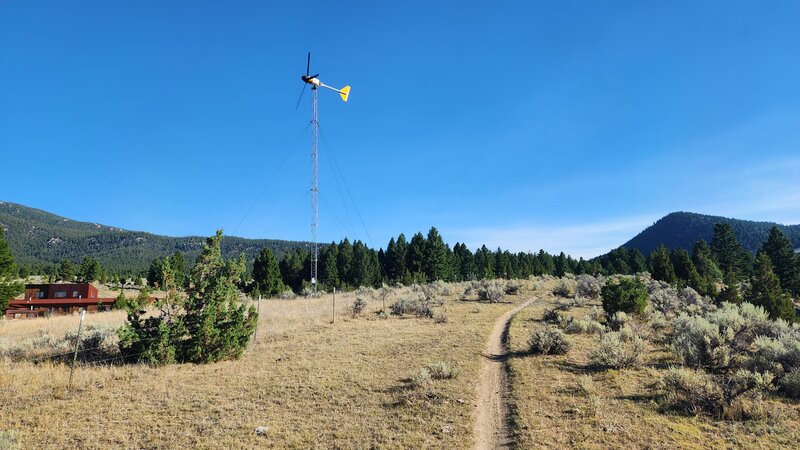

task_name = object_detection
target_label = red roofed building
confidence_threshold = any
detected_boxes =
[4,283,117,319]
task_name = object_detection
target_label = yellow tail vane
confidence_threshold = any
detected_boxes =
[339,85,350,102]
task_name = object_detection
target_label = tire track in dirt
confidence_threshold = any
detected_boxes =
[474,297,535,449]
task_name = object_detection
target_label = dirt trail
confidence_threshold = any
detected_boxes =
[474,297,535,450]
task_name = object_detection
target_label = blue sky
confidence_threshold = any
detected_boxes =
[2,1,800,258]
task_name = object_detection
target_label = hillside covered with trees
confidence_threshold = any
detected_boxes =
[621,211,800,255]
[0,201,309,276]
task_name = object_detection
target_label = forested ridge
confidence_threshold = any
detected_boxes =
[622,211,800,255]
[0,201,309,275]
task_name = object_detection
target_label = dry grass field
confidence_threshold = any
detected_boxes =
[3,277,800,449]
[506,282,800,449]
[0,282,529,449]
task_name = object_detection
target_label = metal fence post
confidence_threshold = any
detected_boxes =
[332,287,336,324]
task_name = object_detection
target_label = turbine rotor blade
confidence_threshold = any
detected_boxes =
[306,52,310,77]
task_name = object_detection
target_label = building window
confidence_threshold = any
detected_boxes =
[38,291,46,299]
[54,291,67,298]
[73,291,79,298]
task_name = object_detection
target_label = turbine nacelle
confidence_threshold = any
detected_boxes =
[298,53,350,102]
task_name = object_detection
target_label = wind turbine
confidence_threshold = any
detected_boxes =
[298,52,350,292]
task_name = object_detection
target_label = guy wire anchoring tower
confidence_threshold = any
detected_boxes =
[298,52,350,291]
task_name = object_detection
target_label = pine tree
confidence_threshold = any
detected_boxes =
[716,270,741,304]
[391,234,409,283]
[605,247,631,275]
[670,248,703,291]
[475,245,494,279]
[58,260,75,282]
[171,251,187,288]
[711,223,751,278]
[320,242,339,288]
[384,237,399,281]
[628,248,648,274]
[760,226,799,295]
[113,290,128,310]
[0,228,23,312]
[77,256,100,283]
[424,227,449,281]
[252,246,283,297]
[536,250,556,276]
[280,248,308,292]
[453,243,476,281]
[336,238,354,288]
[692,239,722,295]
[119,230,258,365]
[749,252,796,321]
[352,240,378,287]
[554,252,569,277]
[649,245,677,284]
[407,232,426,282]
[146,257,166,289]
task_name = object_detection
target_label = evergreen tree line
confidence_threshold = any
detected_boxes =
[597,223,798,321]
[248,226,599,296]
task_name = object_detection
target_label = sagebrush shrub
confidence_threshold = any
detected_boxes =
[601,277,648,316]
[607,311,629,331]
[660,367,724,416]
[528,328,571,355]
[660,367,773,420]
[433,312,449,324]
[541,308,564,325]
[351,297,367,317]
[279,290,297,300]
[426,362,459,379]
[477,281,504,303]
[575,375,602,417]
[562,318,605,335]
[576,274,602,299]
[780,369,800,399]
[671,314,732,371]
[504,280,521,295]
[670,302,790,373]
[389,297,434,318]
[589,331,645,369]
[552,280,575,298]
[411,368,432,388]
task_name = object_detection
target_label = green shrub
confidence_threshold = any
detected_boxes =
[589,331,645,369]
[528,328,571,355]
[601,277,648,316]
[118,231,257,365]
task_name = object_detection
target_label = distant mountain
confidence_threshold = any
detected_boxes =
[0,201,310,274]
[620,211,800,256]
